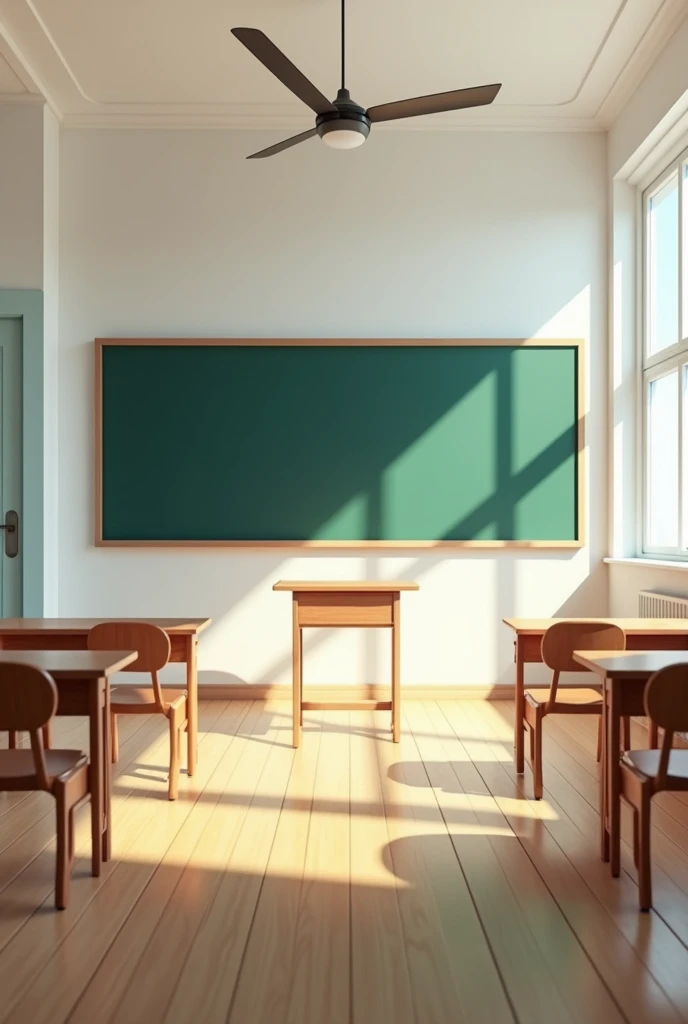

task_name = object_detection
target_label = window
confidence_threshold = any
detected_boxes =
[642,152,688,556]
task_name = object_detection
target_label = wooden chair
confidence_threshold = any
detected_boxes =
[525,621,627,800]
[0,663,89,909]
[87,622,187,800]
[620,663,688,910]
[6,723,53,750]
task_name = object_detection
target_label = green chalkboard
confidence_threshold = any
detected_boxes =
[97,340,582,547]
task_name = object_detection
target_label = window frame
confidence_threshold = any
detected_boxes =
[641,148,688,559]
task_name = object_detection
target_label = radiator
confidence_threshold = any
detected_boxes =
[638,590,688,618]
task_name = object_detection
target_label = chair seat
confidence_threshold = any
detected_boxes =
[110,686,187,709]
[622,748,688,781]
[0,748,88,782]
[526,687,602,708]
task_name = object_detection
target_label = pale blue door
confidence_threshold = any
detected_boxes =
[0,318,22,615]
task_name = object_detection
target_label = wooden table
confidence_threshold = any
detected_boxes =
[0,649,137,876]
[572,649,688,877]
[0,618,211,774]
[273,581,419,748]
[503,618,688,774]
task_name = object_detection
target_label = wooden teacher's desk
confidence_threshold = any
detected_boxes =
[503,618,688,774]
[273,581,419,748]
[572,650,688,877]
[0,648,137,876]
[0,618,211,772]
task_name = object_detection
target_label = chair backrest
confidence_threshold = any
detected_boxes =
[542,621,626,672]
[541,621,625,709]
[87,622,171,710]
[87,621,170,672]
[0,663,57,790]
[645,663,688,787]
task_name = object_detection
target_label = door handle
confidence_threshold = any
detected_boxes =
[0,510,19,558]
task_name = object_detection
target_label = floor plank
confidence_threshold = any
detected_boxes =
[284,710,351,1024]
[2,700,688,1023]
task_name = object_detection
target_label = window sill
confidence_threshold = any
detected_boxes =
[604,556,688,572]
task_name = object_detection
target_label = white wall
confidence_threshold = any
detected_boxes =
[42,106,59,614]
[59,127,607,687]
[0,104,44,289]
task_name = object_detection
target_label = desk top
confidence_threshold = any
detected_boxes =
[0,650,138,678]
[503,617,688,636]
[573,650,688,678]
[0,618,211,636]
[273,580,419,593]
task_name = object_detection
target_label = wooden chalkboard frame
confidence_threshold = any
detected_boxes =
[94,338,585,549]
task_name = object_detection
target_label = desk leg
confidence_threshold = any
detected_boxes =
[292,598,301,749]
[102,679,111,863]
[515,638,525,774]
[299,629,304,726]
[600,680,610,862]
[609,679,621,877]
[89,684,103,878]
[392,596,400,743]
[186,634,198,776]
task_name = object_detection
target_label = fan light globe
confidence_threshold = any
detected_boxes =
[317,116,370,150]
[321,128,366,150]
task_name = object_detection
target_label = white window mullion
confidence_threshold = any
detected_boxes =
[680,159,685,344]
[679,364,685,552]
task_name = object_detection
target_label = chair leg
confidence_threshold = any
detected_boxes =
[55,789,70,911]
[649,721,659,749]
[596,717,602,763]
[532,713,544,801]
[622,717,631,752]
[111,714,119,764]
[42,722,53,749]
[528,723,535,763]
[632,808,639,869]
[68,807,75,865]
[637,783,653,911]
[168,712,181,801]
[8,731,16,750]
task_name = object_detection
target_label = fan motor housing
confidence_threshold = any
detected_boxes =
[316,88,371,144]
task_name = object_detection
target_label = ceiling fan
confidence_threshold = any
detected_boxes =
[231,0,502,159]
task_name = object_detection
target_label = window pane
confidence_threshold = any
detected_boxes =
[647,370,678,548]
[647,172,679,357]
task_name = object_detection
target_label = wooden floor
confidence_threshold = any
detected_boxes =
[2,701,688,1022]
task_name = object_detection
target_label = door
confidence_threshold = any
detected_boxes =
[0,318,22,615]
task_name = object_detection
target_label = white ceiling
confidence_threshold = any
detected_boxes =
[0,0,686,128]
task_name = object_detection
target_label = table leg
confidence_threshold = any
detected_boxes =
[515,638,525,774]
[102,678,111,863]
[292,598,301,749]
[186,634,198,776]
[600,679,610,862]
[392,596,400,743]
[299,628,304,726]
[609,679,622,877]
[89,684,103,877]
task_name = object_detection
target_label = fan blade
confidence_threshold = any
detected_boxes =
[232,28,336,116]
[247,128,318,160]
[367,83,501,123]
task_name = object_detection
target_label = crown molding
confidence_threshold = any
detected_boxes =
[0,90,42,105]
[596,0,688,126]
[61,108,604,133]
